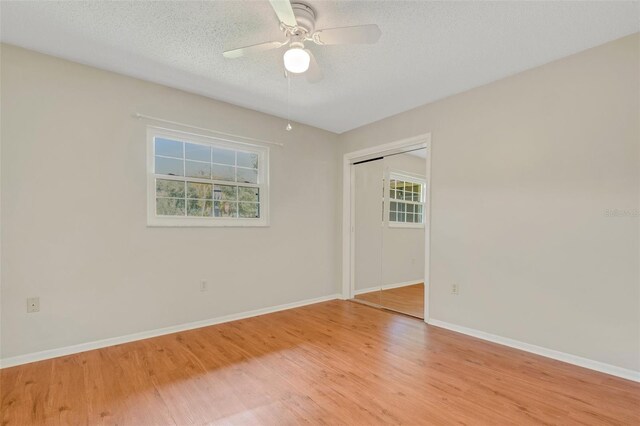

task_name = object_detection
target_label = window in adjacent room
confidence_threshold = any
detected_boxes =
[147,127,269,227]
[387,173,425,227]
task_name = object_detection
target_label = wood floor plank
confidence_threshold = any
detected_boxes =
[1,300,638,425]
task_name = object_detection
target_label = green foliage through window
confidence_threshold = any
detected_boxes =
[154,136,262,219]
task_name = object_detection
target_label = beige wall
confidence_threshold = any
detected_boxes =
[341,34,640,372]
[0,45,341,359]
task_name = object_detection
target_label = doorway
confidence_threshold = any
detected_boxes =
[342,134,431,321]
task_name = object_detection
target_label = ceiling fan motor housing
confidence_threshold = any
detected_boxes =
[291,2,316,35]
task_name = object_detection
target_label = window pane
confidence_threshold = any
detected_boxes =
[237,168,258,184]
[238,187,259,202]
[407,204,414,213]
[415,205,423,214]
[187,199,213,216]
[397,211,405,222]
[185,143,211,162]
[390,189,396,200]
[212,147,235,165]
[238,202,260,218]
[214,185,237,201]
[390,180,397,189]
[406,213,415,223]
[186,160,211,179]
[212,164,235,181]
[390,212,397,222]
[155,138,183,158]
[416,213,423,223]
[390,201,397,212]
[398,203,406,213]
[155,156,184,176]
[156,198,185,216]
[214,201,237,217]
[396,190,404,200]
[204,201,213,217]
[156,179,185,198]
[187,182,213,199]
[237,152,258,169]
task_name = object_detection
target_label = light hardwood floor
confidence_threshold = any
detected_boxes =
[1,300,639,425]
[354,283,424,318]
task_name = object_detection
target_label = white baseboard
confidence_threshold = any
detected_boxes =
[0,293,341,369]
[428,319,640,383]
[354,279,423,295]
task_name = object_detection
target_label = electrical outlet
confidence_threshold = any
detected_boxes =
[27,297,40,313]
[451,284,459,296]
[200,280,208,292]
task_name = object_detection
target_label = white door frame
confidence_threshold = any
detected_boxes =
[342,133,432,322]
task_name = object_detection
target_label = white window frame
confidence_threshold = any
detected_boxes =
[146,126,270,227]
[384,170,426,229]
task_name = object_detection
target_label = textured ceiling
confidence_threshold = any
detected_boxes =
[1,1,638,133]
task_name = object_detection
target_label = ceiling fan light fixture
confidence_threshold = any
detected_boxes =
[283,46,310,74]
[223,0,382,84]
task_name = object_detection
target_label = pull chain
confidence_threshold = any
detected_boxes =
[286,74,292,131]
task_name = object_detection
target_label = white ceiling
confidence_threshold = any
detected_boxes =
[1,1,638,133]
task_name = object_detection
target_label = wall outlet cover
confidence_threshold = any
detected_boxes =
[27,297,40,313]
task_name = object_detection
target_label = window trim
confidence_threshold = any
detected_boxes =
[146,126,270,227]
[385,170,426,229]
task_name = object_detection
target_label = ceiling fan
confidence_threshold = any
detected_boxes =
[223,0,382,83]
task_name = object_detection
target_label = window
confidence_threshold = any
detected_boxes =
[387,173,425,227]
[147,128,269,227]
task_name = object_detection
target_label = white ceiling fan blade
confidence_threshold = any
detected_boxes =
[223,40,286,59]
[312,24,381,45]
[305,50,323,83]
[268,0,297,27]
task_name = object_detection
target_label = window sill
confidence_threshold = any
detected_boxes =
[388,223,425,229]
[147,217,270,228]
